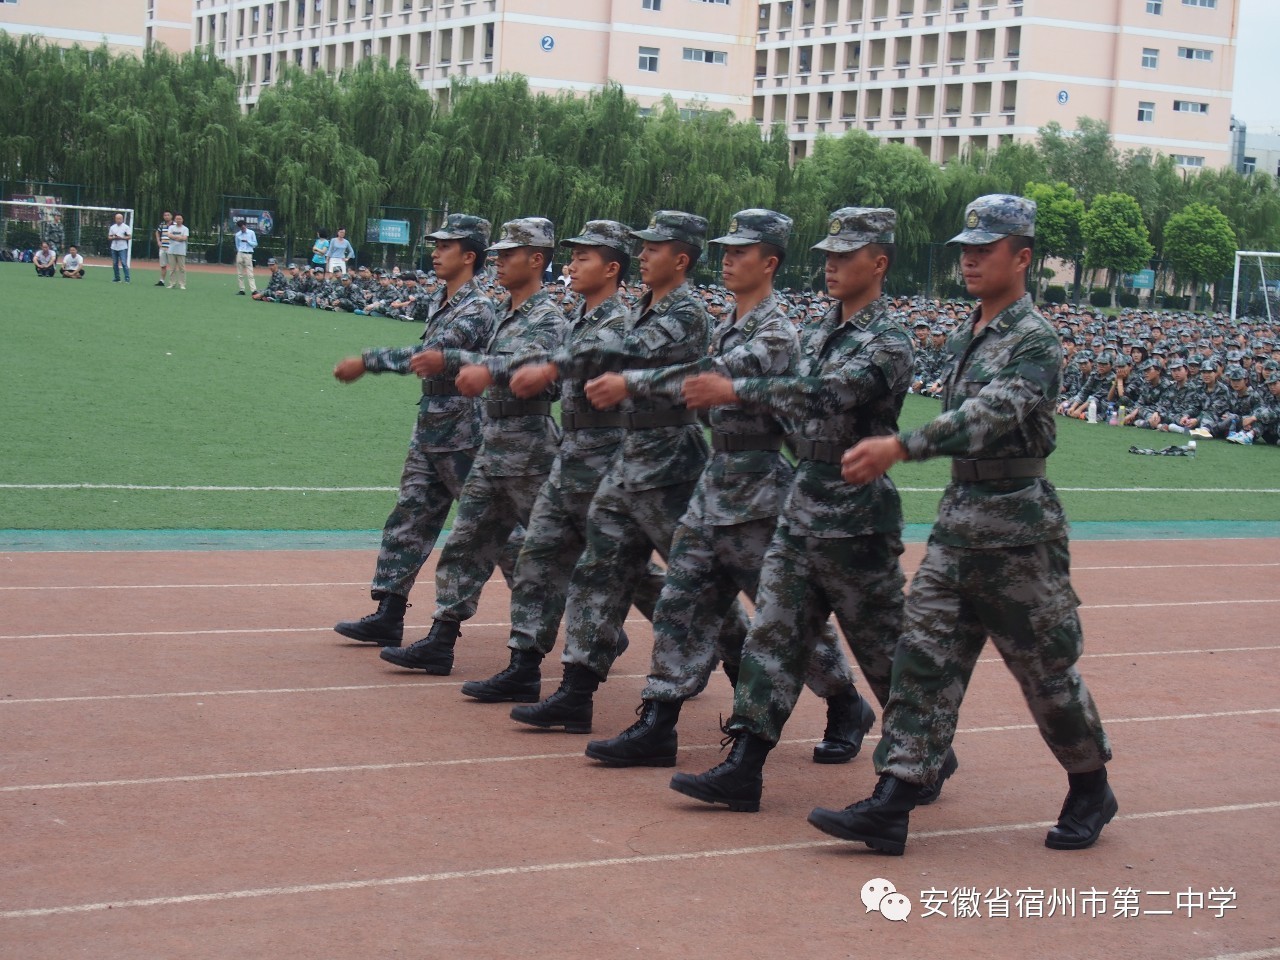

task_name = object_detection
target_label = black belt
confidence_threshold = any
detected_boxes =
[623,410,698,430]
[711,432,784,453]
[485,400,552,418]
[421,380,461,397]
[791,438,848,464]
[951,457,1046,482]
[561,411,625,431]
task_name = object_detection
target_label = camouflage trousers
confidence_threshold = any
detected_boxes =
[561,476,749,680]
[874,537,1112,785]
[370,440,479,599]
[730,524,906,745]
[642,497,856,703]
[430,463,540,623]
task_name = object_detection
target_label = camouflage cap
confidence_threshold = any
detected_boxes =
[1168,358,1187,370]
[1199,357,1220,372]
[560,219,634,255]
[1114,354,1134,367]
[948,194,1036,246]
[489,217,555,251]
[710,208,793,247]
[1139,359,1163,372]
[812,207,896,253]
[427,213,492,247]
[1096,351,1115,365]
[630,210,709,249]
[1269,373,1280,385]
[266,257,277,265]
[1225,364,1248,380]
[1075,350,1095,363]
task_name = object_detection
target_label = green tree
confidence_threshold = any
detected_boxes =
[1037,118,1118,205]
[1023,181,1085,299]
[1163,202,1237,310]
[1081,192,1154,306]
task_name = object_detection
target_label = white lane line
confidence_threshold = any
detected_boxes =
[5,596,1278,643]
[1200,951,1280,960]
[2,800,1276,921]
[4,707,1274,793]
[3,645,1276,708]
[5,482,1280,494]
[4,562,1276,592]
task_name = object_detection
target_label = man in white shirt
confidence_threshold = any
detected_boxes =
[108,213,132,283]
[33,242,56,277]
[166,215,190,290]
[233,218,259,295]
[154,210,174,286]
[60,246,85,278]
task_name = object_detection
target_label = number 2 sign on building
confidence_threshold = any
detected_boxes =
[541,35,555,52]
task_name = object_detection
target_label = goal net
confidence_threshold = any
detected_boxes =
[1231,251,1280,325]
[1,199,135,268]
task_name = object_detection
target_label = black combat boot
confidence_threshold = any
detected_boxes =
[668,725,774,813]
[807,774,925,855]
[813,691,877,764]
[460,649,543,703]
[915,748,959,805]
[509,663,600,733]
[585,699,682,767]
[722,661,740,687]
[1045,768,1117,850]
[334,592,408,646]
[378,620,460,674]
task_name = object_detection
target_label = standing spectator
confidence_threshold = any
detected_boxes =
[166,215,190,290]
[311,228,330,271]
[41,213,65,254]
[327,227,354,274]
[108,212,132,283]
[154,210,174,286]
[59,245,85,278]
[33,242,56,277]
[233,219,258,296]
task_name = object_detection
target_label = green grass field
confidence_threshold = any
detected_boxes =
[3,262,1277,531]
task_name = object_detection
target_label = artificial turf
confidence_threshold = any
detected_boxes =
[3,262,1276,531]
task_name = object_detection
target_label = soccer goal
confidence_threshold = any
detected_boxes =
[1,199,135,268]
[1230,251,1280,325]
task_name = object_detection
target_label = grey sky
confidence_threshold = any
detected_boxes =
[1232,0,1280,131]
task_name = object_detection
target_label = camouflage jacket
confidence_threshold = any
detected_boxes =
[1220,385,1261,420]
[1060,364,1083,401]
[361,277,495,452]
[1108,372,1143,408]
[900,293,1066,549]
[732,296,912,539]
[555,280,711,491]
[1071,371,1112,407]
[265,271,287,294]
[1253,389,1280,427]
[1132,378,1169,418]
[443,287,566,476]
[1158,380,1201,422]
[626,291,797,525]
[1196,381,1232,424]
[550,293,632,494]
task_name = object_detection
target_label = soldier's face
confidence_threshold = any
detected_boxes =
[1144,367,1161,384]
[720,244,773,295]
[960,238,1029,301]
[495,247,539,288]
[1172,367,1187,382]
[432,239,471,282]
[638,241,681,288]
[567,246,614,297]
[823,246,884,302]
[1230,377,1248,392]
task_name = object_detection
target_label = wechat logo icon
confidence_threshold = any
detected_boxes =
[861,877,913,923]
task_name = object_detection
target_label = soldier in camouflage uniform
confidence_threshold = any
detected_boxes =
[332,214,517,649]
[667,208,914,813]
[507,211,718,733]
[1189,359,1230,437]
[380,218,567,675]
[252,259,286,302]
[458,220,678,701]
[1124,359,1167,427]
[1214,365,1261,442]
[583,210,870,771]
[1154,358,1199,431]
[812,195,1115,856]
[1253,373,1280,444]
[326,272,367,313]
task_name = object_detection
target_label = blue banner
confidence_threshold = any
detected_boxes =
[366,218,411,245]
[229,208,275,235]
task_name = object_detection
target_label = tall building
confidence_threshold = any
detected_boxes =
[0,0,193,55]
[190,0,756,114]
[754,0,1240,168]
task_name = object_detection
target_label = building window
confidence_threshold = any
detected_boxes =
[1177,46,1213,61]
[1137,101,1155,123]
[1171,154,1205,168]
[1141,47,1158,69]
[643,0,661,9]
[683,47,727,64]
[692,0,730,4]
[1182,0,1215,6]
[1173,100,1209,114]
[1146,0,1162,11]
[638,46,659,71]
[1242,156,1256,175]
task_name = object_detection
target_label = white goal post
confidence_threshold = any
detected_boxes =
[1230,250,1280,325]
[0,199,135,267]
